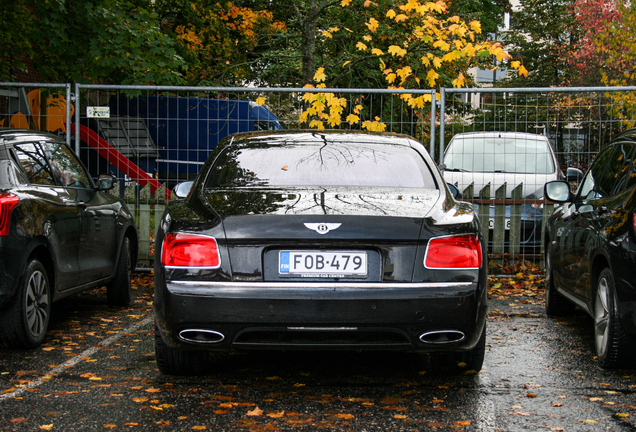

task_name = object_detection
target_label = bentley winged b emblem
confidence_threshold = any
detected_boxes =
[304,222,341,235]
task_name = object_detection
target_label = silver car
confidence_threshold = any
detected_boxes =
[442,131,563,252]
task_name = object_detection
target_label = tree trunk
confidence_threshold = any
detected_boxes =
[294,0,320,85]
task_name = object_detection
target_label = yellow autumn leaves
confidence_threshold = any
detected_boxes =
[349,2,527,90]
[299,68,387,131]
[254,0,528,130]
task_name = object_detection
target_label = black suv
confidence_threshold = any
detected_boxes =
[544,128,636,368]
[0,128,138,348]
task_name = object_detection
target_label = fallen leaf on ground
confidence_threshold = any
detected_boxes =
[247,407,263,416]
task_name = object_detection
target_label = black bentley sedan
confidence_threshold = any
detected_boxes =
[154,130,488,375]
[0,128,138,348]
[544,128,636,368]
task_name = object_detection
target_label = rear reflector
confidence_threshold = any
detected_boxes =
[162,233,221,268]
[0,193,19,237]
[424,234,482,269]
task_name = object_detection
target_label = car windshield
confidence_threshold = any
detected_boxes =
[205,141,436,188]
[444,135,555,174]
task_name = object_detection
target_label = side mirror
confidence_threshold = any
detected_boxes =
[566,167,584,183]
[96,174,117,191]
[545,181,572,203]
[446,183,461,199]
[173,181,194,199]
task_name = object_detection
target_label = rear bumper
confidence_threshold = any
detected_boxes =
[154,280,487,353]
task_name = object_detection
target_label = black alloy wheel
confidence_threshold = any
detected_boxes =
[594,268,632,368]
[0,259,51,348]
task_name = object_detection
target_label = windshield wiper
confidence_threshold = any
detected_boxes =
[445,168,469,172]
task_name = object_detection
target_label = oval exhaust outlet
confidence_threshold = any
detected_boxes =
[179,329,225,344]
[419,330,465,344]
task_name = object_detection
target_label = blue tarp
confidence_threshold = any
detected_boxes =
[109,95,282,180]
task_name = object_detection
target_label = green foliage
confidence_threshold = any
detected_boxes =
[498,0,578,87]
[2,0,187,84]
[0,1,35,81]
[2,0,514,89]
[236,0,510,88]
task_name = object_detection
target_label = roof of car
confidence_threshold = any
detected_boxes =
[222,129,422,148]
[0,128,66,148]
[449,131,549,140]
[610,128,636,143]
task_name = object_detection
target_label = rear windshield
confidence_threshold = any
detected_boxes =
[205,142,437,189]
[444,136,555,174]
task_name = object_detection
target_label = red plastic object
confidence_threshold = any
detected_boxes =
[73,123,170,200]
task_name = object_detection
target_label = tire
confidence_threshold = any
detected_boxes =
[594,268,632,368]
[545,242,575,317]
[155,325,209,376]
[430,324,486,374]
[0,259,51,348]
[106,237,132,307]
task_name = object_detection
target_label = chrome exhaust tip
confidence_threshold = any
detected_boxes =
[178,329,225,344]
[419,330,465,344]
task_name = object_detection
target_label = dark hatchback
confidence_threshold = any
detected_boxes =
[0,128,138,348]
[544,128,636,368]
[154,130,488,375]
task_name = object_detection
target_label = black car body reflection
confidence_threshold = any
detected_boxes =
[0,128,138,348]
[544,128,636,368]
[154,130,488,375]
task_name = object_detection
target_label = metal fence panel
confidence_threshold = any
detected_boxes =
[0,82,72,145]
[75,85,436,266]
[4,82,636,267]
[441,86,636,267]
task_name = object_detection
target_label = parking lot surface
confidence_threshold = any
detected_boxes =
[2,273,636,431]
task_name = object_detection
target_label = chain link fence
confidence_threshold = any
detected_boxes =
[3,82,636,267]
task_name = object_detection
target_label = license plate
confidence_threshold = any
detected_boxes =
[489,218,511,230]
[279,251,367,276]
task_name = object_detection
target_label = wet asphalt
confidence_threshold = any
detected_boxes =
[1,274,636,431]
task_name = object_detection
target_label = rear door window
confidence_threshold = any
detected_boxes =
[578,143,636,200]
[45,142,91,189]
[608,143,636,195]
[14,143,56,186]
[14,141,91,189]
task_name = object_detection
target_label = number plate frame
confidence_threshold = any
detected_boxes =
[279,250,368,277]
[488,218,511,230]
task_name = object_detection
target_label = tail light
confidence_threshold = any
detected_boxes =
[0,193,19,237]
[424,234,482,269]
[162,233,221,268]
